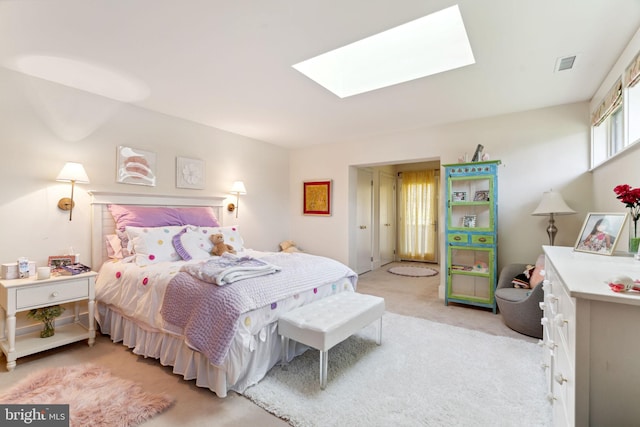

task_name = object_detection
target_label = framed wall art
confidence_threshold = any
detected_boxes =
[116,146,157,186]
[574,212,627,255]
[176,157,205,189]
[303,180,332,216]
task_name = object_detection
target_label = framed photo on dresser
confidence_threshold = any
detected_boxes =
[574,212,627,255]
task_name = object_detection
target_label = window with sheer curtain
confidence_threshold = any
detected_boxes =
[398,170,438,261]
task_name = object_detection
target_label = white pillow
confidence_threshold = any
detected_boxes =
[125,225,184,265]
[172,226,213,261]
[173,225,244,260]
[196,225,245,252]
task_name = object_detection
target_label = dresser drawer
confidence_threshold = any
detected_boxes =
[471,234,493,244]
[448,233,468,243]
[16,278,89,309]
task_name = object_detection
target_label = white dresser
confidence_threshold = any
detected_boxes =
[541,246,640,427]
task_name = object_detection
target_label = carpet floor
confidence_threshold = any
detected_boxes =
[0,363,174,427]
[244,312,551,427]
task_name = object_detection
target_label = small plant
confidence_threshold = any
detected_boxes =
[27,305,65,338]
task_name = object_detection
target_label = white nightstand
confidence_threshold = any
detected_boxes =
[0,271,97,371]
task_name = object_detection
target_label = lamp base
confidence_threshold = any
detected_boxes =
[57,198,74,211]
[546,213,557,246]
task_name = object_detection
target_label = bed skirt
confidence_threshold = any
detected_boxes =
[96,302,307,397]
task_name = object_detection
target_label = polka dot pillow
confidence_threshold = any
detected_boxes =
[125,225,184,265]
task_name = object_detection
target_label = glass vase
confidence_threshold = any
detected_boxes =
[630,220,640,254]
[40,319,55,338]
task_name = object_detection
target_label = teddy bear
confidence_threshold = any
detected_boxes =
[210,233,236,256]
[279,240,301,253]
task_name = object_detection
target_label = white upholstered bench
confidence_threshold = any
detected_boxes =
[278,292,385,389]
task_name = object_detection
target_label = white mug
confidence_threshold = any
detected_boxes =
[37,266,51,280]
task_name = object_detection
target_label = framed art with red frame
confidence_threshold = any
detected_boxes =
[303,180,331,216]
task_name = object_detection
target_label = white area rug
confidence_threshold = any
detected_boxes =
[388,266,438,277]
[244,312,551,427]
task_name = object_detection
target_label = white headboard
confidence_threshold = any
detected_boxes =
[89,191,226,270]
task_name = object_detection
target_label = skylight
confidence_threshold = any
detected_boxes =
[292,5,475,98]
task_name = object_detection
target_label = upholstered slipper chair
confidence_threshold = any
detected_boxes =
[495,257,545,339]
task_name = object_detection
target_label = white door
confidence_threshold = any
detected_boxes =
[356,169,373,274]
[379,173,396,265]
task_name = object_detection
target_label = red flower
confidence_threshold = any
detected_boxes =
[614,184,640,222]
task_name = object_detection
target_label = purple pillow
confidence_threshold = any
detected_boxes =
[108,205,220,231]
[175,207,220,228]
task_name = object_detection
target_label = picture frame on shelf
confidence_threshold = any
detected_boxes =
[474,190,490,201]
[452,191,466,202]
[303,180,331,216]
[462,215,477,228]
[574,212,627,256]
[176,157,205,189]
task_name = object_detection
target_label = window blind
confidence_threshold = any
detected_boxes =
[625,52,640,88]
[591,79,622,127]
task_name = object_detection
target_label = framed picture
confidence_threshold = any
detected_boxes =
[452,191,467,202]
[462,215,477,228]
[176,157,205,189]
[303,180,332,216]
[48,255,76,273]
[117,146,157,186]
[574,212,627,255]
[474,190,490,201]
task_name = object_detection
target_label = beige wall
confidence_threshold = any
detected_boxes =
[0,68,290,268]
[290,102,594,275]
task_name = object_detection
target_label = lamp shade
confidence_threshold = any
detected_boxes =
[531,191,575,216]
[56,162,90,183]
[229,181,247,195]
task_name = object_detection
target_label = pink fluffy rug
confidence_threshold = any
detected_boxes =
[0,364,174,427]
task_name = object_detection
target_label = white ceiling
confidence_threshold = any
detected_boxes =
[2,0,640,148]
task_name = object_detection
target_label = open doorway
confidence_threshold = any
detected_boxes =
[352,160,440,273]
[397,169,439,263]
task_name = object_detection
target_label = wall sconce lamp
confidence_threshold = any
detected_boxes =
[227,181,247,218]
[56,162,90,221]
[531,190,576,246]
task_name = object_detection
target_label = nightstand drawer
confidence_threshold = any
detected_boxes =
[16,279,89,309]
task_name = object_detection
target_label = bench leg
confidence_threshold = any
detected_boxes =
[376,316,383,345]
[320,350,328,389]
[280,336,289,370]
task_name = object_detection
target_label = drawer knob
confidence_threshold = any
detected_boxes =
[51,291,59,298]
[554,314,568,327]
[454,236,461,241]
[546,294,558,304]
[554,373,568,385]
[541,317,549,326]
[478,237,486,242]
[539,302,546,310]
[546,393,557,403]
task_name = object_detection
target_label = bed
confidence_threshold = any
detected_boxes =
[89,191,357,397]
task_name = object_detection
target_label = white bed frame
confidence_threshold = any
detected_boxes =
[89,191,226,270]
